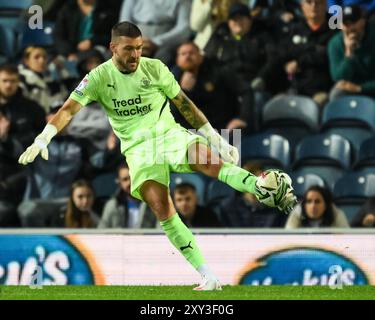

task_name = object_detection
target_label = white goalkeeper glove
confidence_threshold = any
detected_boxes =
[198,122,239,165]
[18,124,58,165]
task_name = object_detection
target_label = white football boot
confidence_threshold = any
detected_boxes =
[193,276,222,291]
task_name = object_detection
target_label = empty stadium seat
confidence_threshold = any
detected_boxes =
[262,95,320,130]
[322,127,372,159]
[261,95,320,150]
[92,172,117,199]
[170,173,206,205]
[240,133,290,169]
[294,134,352,169]
[288,172,326,198]
[0,23,14,58]
[334,172,375,199]
[333,172,375,222]
[19,21,55,50]
[354,136,375,170]
[322,95,375,130]
[0,0,32,11]
[293,134,352,190]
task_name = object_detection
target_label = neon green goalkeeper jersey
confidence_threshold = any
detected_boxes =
[69,57,181,153]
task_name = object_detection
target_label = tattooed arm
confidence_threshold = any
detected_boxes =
[171,90,208,129]
[171,90,239,164]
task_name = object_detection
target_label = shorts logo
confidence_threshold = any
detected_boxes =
[141,77,151,88]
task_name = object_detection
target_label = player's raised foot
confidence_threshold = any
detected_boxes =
[193,276,222,291]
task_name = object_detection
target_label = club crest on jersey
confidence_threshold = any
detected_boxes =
[74,75,89,96]
[141,77,151,88]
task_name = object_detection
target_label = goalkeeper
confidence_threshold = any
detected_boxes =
[18,22,296,290]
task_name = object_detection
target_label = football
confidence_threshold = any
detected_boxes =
[255,169,292,208]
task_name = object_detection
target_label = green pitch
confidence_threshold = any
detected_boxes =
[0,285,374,300]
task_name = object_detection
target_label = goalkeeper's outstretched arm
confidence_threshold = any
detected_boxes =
[18,99,83,165]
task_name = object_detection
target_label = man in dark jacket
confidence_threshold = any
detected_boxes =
[204,3,274,89]
[328,5,375,100]
[172,41,253,132]
[0,64,46,148]
[0,110,26,226]
[173,183,222,228]
[270,0,337,105]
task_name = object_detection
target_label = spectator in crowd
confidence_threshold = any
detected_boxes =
[66,49,112,151]
[173,182,222,227]
[55,179,100,228]
[270,0,337,105]
[18,46,69,113]
[17,101,109,227]
[98,163,153,228]
[119,0,192,65]
[218,161,286,227]
[172,41,253,131]
[0,64,45,148]
[190,0,242,51]
[248,0,300,41]
[0,110,26,227]
[328,5,375,100]
[204,3,273,88]
[285,185,349,228]
[351,197,375,227]
[54,0,119,60]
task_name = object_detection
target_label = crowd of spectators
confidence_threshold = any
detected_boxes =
[0,0,374,229]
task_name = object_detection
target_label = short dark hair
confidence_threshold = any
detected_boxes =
[117,162,129,173]
[174,183,196,195]
[0,64,19,75]
[111,21,142,41]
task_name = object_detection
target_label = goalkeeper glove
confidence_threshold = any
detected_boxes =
[198,122,239,165]
[18,124,57,165]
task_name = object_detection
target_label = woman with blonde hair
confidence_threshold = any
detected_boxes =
[18,46,69,112]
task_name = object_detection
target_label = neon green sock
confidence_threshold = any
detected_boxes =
[218,162,257,194]
[160,213,205,269]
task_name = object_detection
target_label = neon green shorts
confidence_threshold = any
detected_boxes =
[124,125,207,201]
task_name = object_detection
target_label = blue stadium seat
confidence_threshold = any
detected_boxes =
[170,173,206,205]
[322,95,375,130]
[240,133,290,170]
[291,167,342,191]
[0,16,22,32]
[0,23,15,58]
[288,172,326,198]
[336,203,363,223]
[262,127,311,152]
[334,172,375,199]
[354,136,375,169]
[333,172,375,221]
[19,21,55,50]
[322,127,372,161]
[262,94,320,131]
[0,0,33,10]
[294,134,352,169]
[92,172,117,199]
